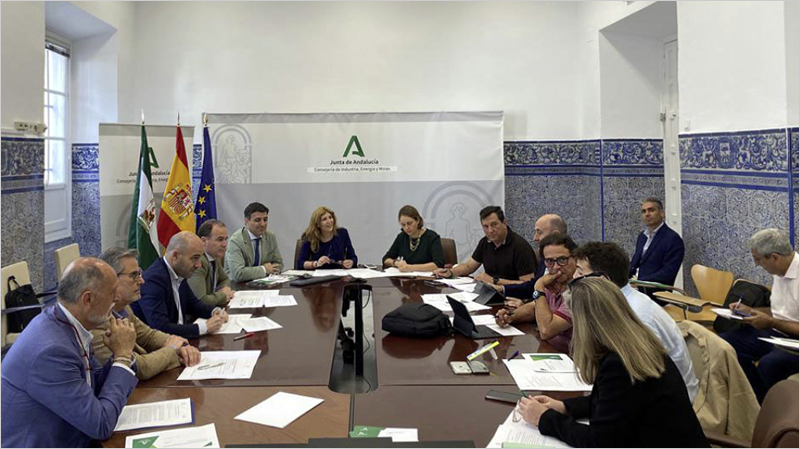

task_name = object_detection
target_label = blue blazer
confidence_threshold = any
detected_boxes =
[296,228,358,270]
[629,223,685,286]
[1,305,138,448]
[132,257,215,338]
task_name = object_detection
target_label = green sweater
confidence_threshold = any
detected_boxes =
[382,229,445,268]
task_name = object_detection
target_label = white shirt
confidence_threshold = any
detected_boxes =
[642,221,665,255]
[622,284,699,403]
[771,252,799,322]
[247,229,268,277]
[164,257,208,335]
[57,303,135,382]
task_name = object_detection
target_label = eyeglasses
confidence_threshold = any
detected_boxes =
[568,271,607,287]
[118,269,143,281]
[543,256,571,267]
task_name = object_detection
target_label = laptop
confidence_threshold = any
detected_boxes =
[447,296,502,340]
[471,281,506,305]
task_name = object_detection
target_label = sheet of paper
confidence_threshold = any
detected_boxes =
[524,353,577,373]
[468,315,526,337]
[282,269,313,276]
[422,294,492,313]
[234,391,324,429]
[177,350,261,381]
[312,269,349,277]
[759,336,800,349]
[262,295,297,308]
[114,398,193,432]
[228,290,280,309]
[377,428,419,442]
[125,423,220,448]
[383,267,434,277]
[194,314,251,334]
[450,291,480,302]
[487,411,571,449]
[711,308,744,320]
[240,316,282,333]
[503,359,592,391]
[438,277,475,286]
[453,283,478,292]
[347,268,391,279]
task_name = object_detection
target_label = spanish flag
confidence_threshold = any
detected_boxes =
[156,126,195,249]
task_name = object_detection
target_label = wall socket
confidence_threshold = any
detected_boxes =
[14,121,47,134]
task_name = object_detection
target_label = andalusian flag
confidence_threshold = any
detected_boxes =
[195,125,217,230]
[157,126,195,248]
[127,125,161,269]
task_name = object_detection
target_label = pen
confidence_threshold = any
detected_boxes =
[733,298,742,310]
[197,362,225,371]
[508,350,520,360]
[233,332,255,341]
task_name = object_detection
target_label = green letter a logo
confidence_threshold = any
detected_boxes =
[342,135,365,157]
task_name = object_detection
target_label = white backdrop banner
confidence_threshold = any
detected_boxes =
[98,124,194,251]
[205,112,504,267]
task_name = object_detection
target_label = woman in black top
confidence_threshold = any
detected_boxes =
[382,205,445,272]
[517,277,708,448]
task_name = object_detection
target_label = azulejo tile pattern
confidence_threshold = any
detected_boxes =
[71,144,101,259]
[679,128,795,296]
[44,237,75,290]
[1,137,45,291]
[602,139,664,166]
[504,140,600,166]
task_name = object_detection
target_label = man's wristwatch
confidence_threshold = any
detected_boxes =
[492,276,500,285]
[531,290,545,301]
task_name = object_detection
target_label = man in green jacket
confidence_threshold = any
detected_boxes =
[92,247,201,380]
[225,202,284,282]
[189,219,234,306]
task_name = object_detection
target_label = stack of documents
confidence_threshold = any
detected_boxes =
[228,290,297,309]
[758,336,800,350]
[525,353,579,372]
[487,411,570,448]
[470,315,525,337]
[235,392,324,428]
[194,314,251,334]
[503,355,592,392]
[240,316,282,332]
[711,308,745,321]
[382,267,434,277]
[115,398,193,432]
[422,294,491,313]
[124,423,220,448]
[177,350,261,381]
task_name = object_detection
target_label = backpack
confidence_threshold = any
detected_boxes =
[4,276,44,333]
[713,279,771,334]
[382,303,453,338]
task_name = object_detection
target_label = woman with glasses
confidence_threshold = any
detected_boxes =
[495,234,577,353]
[516,277,708,447]
[382,205,445,272]
[297,207,358,270]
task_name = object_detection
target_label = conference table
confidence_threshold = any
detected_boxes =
[104,276,582,447]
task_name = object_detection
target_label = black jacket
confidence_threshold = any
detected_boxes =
[539,352,708,448]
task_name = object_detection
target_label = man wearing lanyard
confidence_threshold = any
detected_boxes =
[1,258,138,447]
[189,219,234,307]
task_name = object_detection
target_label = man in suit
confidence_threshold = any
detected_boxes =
[189,219,234,307]
[1,257,138,447]
[132,231,228,338]
[225,202,284,282]
[629,197,684,296]
[93,247,201,380]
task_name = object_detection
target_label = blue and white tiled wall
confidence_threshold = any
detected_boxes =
[680,128,798,291]
[504,139,665,260]
[1,137,45,291]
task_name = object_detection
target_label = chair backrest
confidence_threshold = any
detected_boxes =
[441,238,458,268]
[294,239,303,270]
[752,379,799,447]
[691,264,734,305]
[1,261,32,347]
[55,243,80,280]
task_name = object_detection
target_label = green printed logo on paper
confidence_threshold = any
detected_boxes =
[132,436,158,448]
[342,135,365,158]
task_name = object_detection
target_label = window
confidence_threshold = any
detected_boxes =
[43,35,72,242]
[44,39,69,186]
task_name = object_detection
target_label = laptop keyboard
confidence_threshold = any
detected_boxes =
[472,326,502,339]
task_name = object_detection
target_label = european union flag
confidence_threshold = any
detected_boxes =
[195,126,217,230]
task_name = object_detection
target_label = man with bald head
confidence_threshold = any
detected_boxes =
[2,258,138,447]
[132,231,229,338]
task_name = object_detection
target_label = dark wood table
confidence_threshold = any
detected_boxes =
[139,285,343,387]
[103,386,350,447]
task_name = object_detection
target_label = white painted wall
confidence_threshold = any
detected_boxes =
[71,32,119,143]
[128,1,582,142]
[599,31,663,138]
[1,1,45,131]
[786,0,799,127]
[678,1,788,133]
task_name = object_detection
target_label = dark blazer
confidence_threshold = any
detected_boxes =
[539,352,708,448]
[502,257,546,299]
[132,257,216,338]
[629,223,684,286]
[1,305,138,447]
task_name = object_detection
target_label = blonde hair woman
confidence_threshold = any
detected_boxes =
[517,277,707,448]
[296,207,357,270]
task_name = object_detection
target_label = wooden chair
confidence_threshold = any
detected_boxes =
[1,262,32,348]
[654,264,734,322]
[440,238,458,268]
[54,243,80,280]
[294,239,304,270]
